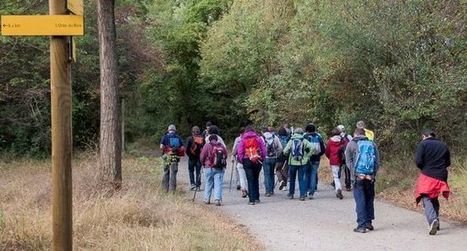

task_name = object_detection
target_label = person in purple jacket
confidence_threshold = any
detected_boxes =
[237,126,267,205]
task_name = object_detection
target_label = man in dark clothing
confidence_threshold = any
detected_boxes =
[345,128,380,233]
[414,129,451,235]
[186,126,205,190]
[160,124,185,192]
[304,123,326,198]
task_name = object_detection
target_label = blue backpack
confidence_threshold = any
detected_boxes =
[279,135,289,148]
[291,139,304,162]
[168,135,181,149]
[355,140,376,174]
[304,133,321,155]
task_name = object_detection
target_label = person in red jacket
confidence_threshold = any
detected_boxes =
[325,128,344,199]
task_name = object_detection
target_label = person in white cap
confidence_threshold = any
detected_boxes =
[160,124,185,192]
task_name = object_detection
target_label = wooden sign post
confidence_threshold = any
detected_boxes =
[0,0,84,250]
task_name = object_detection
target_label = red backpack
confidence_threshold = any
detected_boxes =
[190,135,204,155]
[209,144,227,168]
[244,137,261,163]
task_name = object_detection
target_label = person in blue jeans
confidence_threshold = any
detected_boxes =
[283,128,315,201]
[200,135,228,206]
[262,128,283,197]
[345,128,380,233]
[304,124,325,198]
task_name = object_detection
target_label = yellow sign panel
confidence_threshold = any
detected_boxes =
[0,15,84,36]
[67,0,84,15]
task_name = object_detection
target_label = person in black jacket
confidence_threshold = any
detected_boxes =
[186,126,205,190]
[304,123,326,198]
[414,129,451,235]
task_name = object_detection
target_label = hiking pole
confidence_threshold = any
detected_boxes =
[192,169,202,202]
[229,158,235,192]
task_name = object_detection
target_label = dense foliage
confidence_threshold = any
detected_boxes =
[0,0,465,155]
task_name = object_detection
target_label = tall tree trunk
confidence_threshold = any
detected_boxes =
[97,0,121,188]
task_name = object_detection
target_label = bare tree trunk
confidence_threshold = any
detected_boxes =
[97,0,122,189]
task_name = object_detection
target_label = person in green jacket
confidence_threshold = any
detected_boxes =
[283,128,316,200]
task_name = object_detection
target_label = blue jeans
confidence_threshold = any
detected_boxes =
[422,196,440,225]
[263,158,276,194]
[306,161,320,195]
[353,179,375,228]
[288,165,307,198]
[204,168,224,202]
[188,158,202,187]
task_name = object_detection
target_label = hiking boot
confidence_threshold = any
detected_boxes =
[336,189,344,200]
[190,184,196,190]
[248,201,256,205]
[237,185,241,190]
[299,197,306,201]
[195,186,200,191]
[287,193,294,199]
[308,194,314,200]
[203,200,210,205]
[365,223,374,231]
[241,190,248,198]
[429,219,439,235]
[353,227,367,233]
[215,200,221,206]
[279,181,286,190]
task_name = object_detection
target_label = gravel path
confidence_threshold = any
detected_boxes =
[177,158,467,250]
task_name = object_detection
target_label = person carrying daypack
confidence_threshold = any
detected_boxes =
[283,128,315,201]
[200,134,228,206]
[237,126,266,205]
[275,127,290,191]
[345,128,380,233]
[325,128,345,200]
[262,128,283,197]
[186,126,205,190]
[204,125,226,148]
[337,124,353,191]
[232,127,248,198]
[304,123,326,199]
[159,124,185,192]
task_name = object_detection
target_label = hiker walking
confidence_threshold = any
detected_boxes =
[337,125,353,191]
[262,128,283,197]
[345,128,380,233]
[204,125,227,148]
[200,135,228,206]
[325,128,345,199]
[414,129,451,235]
[160,124,185,192]
[201,121,212,138]
[232,127,248,197]
[304,123,325,199]
[283,128,315,201]
[237,126,266,205]
[356,120,375,141]
[186,126,205,190]
[275,127,290,191]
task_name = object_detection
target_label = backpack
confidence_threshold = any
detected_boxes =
[244,137,261,163]
[279,135,289,148]
[264,134,277,158]
[190,135,204,155]
[306,133,321,155]
[211,144,227,169]
[291,139,304,162]
[168,134,181,150]
[355,140,376,174]
[339,134,350,161]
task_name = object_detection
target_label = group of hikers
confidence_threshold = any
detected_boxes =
[159,121,451,235]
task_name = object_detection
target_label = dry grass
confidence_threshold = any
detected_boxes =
[377,155,467,224]
[0,153,261,250]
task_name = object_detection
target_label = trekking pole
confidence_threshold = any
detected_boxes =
[229,158,235,192]
[192,169,202,202]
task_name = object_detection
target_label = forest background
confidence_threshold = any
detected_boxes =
[0,0,465,165]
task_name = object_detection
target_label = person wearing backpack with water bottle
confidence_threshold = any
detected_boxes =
[304,123,325,199]
[237,126,266,205]
[186,126,205,190]
[345,128,380,233]
[200,134,228,206]
[160,124,185,192]
[262,128,283,197]
[283,128,316,201]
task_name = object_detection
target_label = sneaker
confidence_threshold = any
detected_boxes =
[248,201,256,205]
[190,184,196,190]
[287,193,294,199]
[299,197,306,201]
[429,219,439,235]
[308,194,314,200]
[195,186,200,191]
[241,190,248,198]
[345,187,352,191]
[353,227,367,233]
[203,200,210,205]
[265,193,271,197]
[215,200,221,206]
[236,185,241,190]
[365,223,374,231]
[336,189,344,200]
[279,181,286,190]
[255,199,260,203]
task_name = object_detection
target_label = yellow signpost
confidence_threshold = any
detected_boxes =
[67,0,84,16]
[0,15,84,36]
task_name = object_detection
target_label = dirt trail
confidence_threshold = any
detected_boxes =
[176,158,467,250]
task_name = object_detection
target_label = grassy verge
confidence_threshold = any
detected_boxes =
[377,155,467,224]
[0,153,261,250]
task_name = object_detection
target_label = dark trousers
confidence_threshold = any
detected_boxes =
[353,179,375,228]
[243,159,262,202]
[188,158,202,187]
[339,164,351,189]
